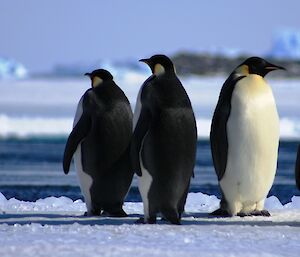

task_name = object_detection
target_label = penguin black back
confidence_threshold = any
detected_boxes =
[63,69,133,216]
[132,54,197,224]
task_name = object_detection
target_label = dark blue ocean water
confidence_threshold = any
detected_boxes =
[0,138,299,204]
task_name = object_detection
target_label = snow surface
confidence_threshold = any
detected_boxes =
[0,76,299,139]
[0,192,299,257]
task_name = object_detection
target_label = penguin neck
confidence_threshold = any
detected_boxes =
[153,63,176,76]
[234,65,268,79]
[92,76,103,88]
[93,80,111,93]
[234,65,249,78]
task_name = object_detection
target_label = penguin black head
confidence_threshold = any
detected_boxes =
[84,69,113,88]
[139,54,175,76]
[235,57,285,77]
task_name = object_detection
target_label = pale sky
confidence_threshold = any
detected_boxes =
[0,0,299,72]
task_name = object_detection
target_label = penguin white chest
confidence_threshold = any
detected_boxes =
[133,87,153,220]
[73,97,93,213]
[220,75,279,213]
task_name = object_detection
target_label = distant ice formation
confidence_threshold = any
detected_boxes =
[268,30,300,59]
[199,46,245,58]
[0,57,28,79]
[54,59,148,78]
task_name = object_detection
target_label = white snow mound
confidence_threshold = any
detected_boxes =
[0,192,300,257]
[0,191,300,213]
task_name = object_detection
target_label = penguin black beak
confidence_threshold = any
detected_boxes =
[139,58,149,64]
[265,63,286,71]
[84,72,91,77]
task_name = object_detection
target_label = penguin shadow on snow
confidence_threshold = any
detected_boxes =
[0,212,299,227]
[182,212,300,227]
[0,212,143,226]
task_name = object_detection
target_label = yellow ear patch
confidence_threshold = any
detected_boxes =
[154,64,165,76]
[235,65,249,76]
[92,76,103,88]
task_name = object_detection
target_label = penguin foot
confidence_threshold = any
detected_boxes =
[161,216,181,225]
[135,217,146,224]
[260,210,271,216]
[101,209,128,218]
[83,211,100,217]
[84,210,101,217]
[170,219,181,225]
[237,210,271,217]
[237,212,251,217]
[210,208,230,217]
[160,217,181,225]
[135,217,157,224]
[250,210,271,217]
[147,217,157,224]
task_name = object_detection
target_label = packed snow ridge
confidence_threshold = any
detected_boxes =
[1,191,300,214]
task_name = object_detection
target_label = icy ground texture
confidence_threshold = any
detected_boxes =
[0,192,299,257]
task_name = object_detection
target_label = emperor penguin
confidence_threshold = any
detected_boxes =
[63,69,134,216]
[210,57,285,217]
[131,54,197,224]
[295,145,300,190]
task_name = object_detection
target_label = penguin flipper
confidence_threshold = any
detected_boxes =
[210,75,245,180]
[295,145,300,190]
[63,114,91,174]
[131,107,151,176]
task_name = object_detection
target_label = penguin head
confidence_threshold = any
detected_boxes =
[235,57,285,77]
[84,69,113,88]
[139,54,175,76]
